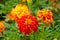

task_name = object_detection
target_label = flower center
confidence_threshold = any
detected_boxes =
[25,19,32,24]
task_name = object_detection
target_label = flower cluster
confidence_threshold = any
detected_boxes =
[9,4,54,35]
[9,4,38,35]
[37,10,53,25]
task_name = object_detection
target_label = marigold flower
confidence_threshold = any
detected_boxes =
[22,0,27,2]
[16,15,38,35]
[9,4,31,20]
[0,21,5,32]
[37,10,53,25]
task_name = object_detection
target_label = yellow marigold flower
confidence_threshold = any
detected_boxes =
[37,10,53,25]
[0,21,5,32]
[9,4,31,20]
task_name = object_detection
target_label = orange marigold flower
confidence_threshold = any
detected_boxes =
[37,10,53,25]
[0,21,5,32]
[16,15,38,35]
[22,0,27,2]
[9,4,31,20]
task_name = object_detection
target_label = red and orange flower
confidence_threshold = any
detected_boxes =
[37,10,53,25]
[16,15,38,35]
[0,21,5,32]
[9,4,31,20]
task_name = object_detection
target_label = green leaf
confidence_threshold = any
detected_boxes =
[4,22,11,29]
[27,0,32,8]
